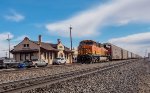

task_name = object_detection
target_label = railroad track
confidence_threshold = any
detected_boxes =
[0,59,139,93]
[0,59,134,74]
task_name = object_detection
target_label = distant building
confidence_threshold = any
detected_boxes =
[11,35,73,64]
[148,53,150,58]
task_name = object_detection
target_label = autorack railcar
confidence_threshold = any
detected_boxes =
[128,51,132,59]
[121,49,128,59]
[104,43,123,60]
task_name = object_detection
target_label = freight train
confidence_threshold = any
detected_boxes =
[77,40,142,63]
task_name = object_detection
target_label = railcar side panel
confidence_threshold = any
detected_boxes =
[131,53,136,58]
[128,51,132,59]
[110,44,122,60]
[122,49,128,59]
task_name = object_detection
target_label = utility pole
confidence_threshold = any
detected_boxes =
[69,25,73,63]
[7,34,11,59]
[6,52,7,58]
[144,49,147,61]
[145,49,147,58]
[38,35,41,61]
[69,25,73,50]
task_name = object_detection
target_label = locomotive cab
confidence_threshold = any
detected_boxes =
[78,40,96,55]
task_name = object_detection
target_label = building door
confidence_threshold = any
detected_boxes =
[69,55,72,63]
[20,53,25,61]
[59,53,63,58]
[25,53,30,60]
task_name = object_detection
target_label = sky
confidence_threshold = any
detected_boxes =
[0,0,150,57]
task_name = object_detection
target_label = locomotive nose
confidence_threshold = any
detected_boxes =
[77,55,92,63]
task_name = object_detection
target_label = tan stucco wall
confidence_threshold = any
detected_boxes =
[40,51,56,64]
[48,52,55,64]
[57,43,72,63]
[57,43,65,58]
[13,52,39,62]
[14,53,20,62]
[66,54,72,63]
[13,51,72,64]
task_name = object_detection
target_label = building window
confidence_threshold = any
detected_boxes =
[65,54,67,59]
[27,44,29,47]
[23,44,29,48]
[50,52,52,59]
[44,52,46,59]
[54,53,57,58]
[67,54,68,59]
[59,46,63,48]
[47,52,49,59]
[24,44,26,47]
[58,46,63,50]
[31,53,33,56]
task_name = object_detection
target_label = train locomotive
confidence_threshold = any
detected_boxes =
[77,40,141,63]
[77,40,109,63]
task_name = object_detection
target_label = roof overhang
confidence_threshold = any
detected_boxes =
[11,49,39,53]
[64,50,74,53]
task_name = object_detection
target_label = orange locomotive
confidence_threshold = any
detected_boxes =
[77,40,109,63]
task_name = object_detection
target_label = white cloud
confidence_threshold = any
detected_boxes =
[108,32,150,44]
[0,33,27,57]
[4,10,25,22]
[0,32,14,57]
[0,32,14,41]
[46,0,150,37]
[33,23,45,28]
[13,35,28,42]
[108,32,150,57]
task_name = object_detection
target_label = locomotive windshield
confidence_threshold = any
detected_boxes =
[80,40,95,45]
[86,42,94,45]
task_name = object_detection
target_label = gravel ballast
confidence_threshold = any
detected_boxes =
[27,59,150,93]
[0,60,126,84]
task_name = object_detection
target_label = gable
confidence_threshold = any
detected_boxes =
[14,38,39,51]
[57,43,64,51]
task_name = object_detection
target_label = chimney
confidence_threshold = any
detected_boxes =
[38,35,42,45]
[24,37,29,40]
[57,39,61,44]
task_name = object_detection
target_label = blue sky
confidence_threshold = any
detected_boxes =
[0,0,150,57]
[0,0,104,42]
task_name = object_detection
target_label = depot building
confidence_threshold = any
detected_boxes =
[11,35,73,64]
